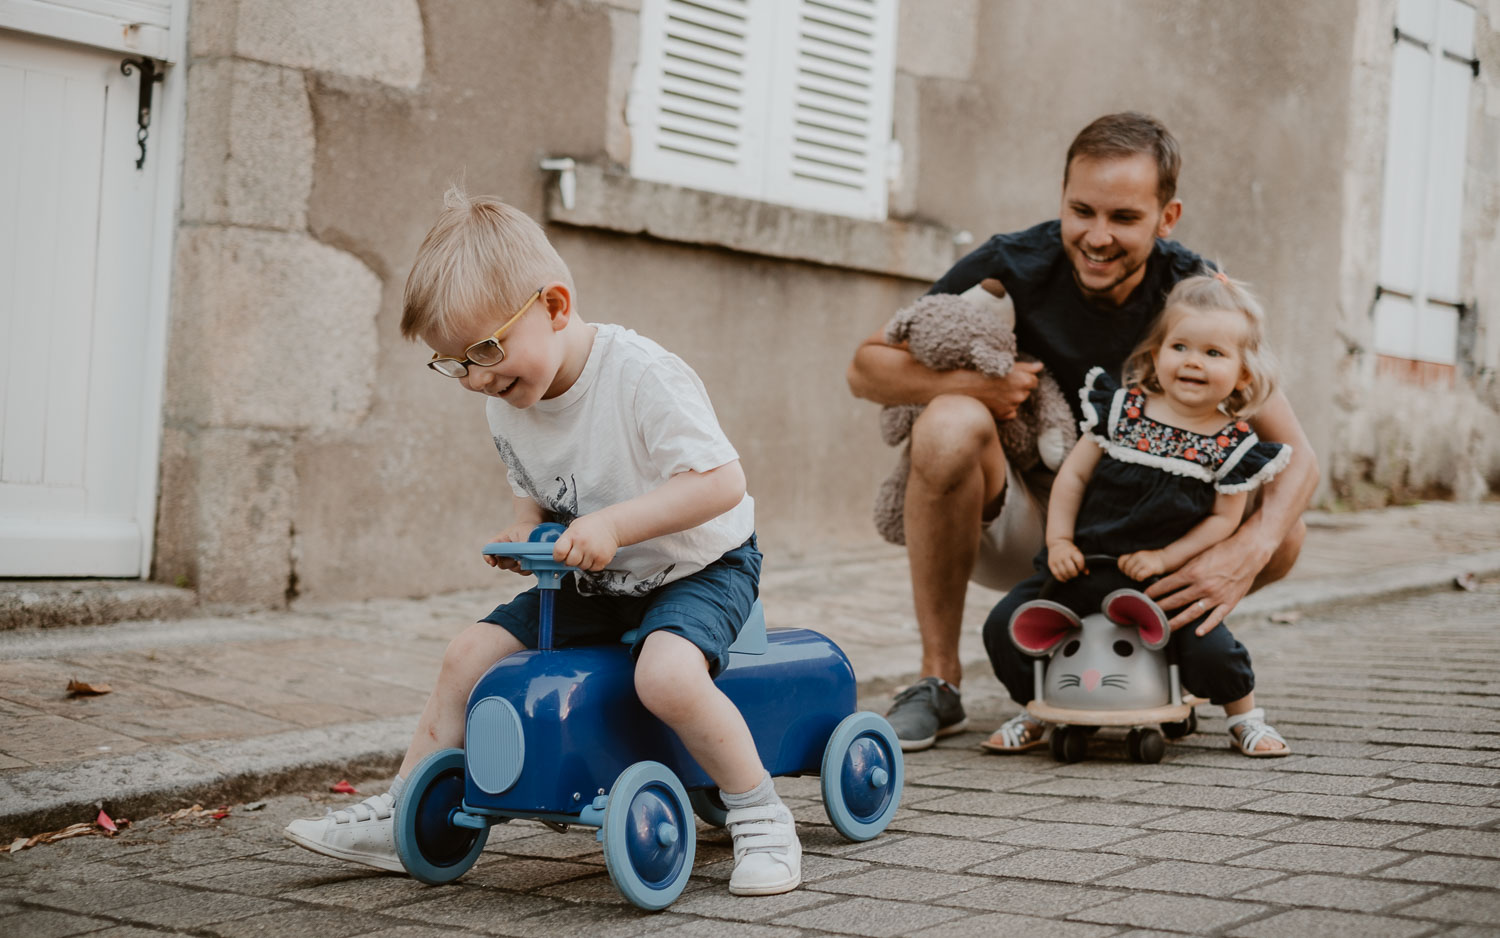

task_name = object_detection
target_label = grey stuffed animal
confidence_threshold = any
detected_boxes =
[873,281,1077,545]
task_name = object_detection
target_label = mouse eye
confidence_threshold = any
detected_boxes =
[1062,640,1081,657]
[1113,640,1134,657]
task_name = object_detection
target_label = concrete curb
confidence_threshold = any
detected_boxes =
[5,550,1499,841]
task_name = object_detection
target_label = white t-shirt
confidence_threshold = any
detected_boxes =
[486,323,755,597]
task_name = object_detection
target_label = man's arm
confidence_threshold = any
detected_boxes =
[1145,390,1320,630]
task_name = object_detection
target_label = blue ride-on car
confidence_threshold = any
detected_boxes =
[392,524,904,910]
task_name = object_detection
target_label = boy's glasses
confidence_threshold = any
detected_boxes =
[427,288,543,378]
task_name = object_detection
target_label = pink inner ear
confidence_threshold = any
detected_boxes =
[1105,591,1167,648]
[1010,602,1078,654]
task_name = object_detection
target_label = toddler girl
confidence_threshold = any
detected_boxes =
[981,271,1292,757]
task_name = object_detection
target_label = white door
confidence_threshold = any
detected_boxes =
[0,28,169,576]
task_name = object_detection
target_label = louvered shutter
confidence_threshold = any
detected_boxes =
[0,0,179,61]
[629,0,772,201]
[762,0,896,219]
[1372,0,1475,364]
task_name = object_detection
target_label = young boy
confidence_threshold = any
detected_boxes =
[282,188,800,896]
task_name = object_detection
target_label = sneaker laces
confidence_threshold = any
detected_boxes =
[890,681,938,709]
[725,804,793,859]
[328,792,394,824]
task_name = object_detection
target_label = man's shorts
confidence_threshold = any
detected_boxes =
[481,536,761,678]
[970,461,1050,593]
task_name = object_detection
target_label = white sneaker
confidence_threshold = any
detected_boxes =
[282,792,403,873]
[725,802,801,896]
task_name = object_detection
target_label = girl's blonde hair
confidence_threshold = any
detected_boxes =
[1123,270,1278,417]
[401,186,574,341]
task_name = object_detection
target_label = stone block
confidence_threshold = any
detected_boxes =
[1376,854,1500,887]
[1239,792,1391,819]
[1142,809,1293,836]
[1097,859,1283,898]
[0,910,113,937]
[1355,802,1500,827]
[1397,888,1500,926]
[987,821,1146,851]
[1264,819,1424,847]
[1227,908,1432,938]
[807,867,989,901]
[968,848,1138,883]
[1252,773,1391,795]
[1385,762,1500,786]
[1103,831,1264,863]
[181,60,314,230]
[912,912,1118,938]
[773,896,967,938]
[1227,842,1404,874]
[384,892,564,930]
[189,428,297,606]
[843,834,1017,872]
[666,885,834,923]
[1375,781,1500,806]
[896,0,979,79]
[1020,802,1181,827]
[231,0,424,88]
[1393,829,1500,858]
[120,892,292,928]
[1067,894,1267,933]
[1122,785,1267,810]
[207,908,396,938]
[1235,873,1437,912]
[168,228,380,432]
[916,791,1065,816]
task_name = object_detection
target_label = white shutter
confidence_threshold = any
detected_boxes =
[629,0,771,201]
[1372,0,1474,365]
[763,0,897,219]
[0,0,177,61]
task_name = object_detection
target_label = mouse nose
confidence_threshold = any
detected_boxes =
[1081,669,1101,691]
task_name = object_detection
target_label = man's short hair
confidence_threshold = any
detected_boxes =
[1064,112,1181,206]
[401,187,573,341]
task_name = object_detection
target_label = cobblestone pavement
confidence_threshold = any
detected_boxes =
[3,577,1498,938]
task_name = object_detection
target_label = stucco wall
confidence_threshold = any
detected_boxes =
[160,0,1417,605]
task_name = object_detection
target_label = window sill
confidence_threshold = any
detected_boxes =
[543,163,960,283]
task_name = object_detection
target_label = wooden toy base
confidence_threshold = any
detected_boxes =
[1026,695,1207,727]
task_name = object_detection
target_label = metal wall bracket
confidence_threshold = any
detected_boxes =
[539,157,577,211]
[120,57,165,170]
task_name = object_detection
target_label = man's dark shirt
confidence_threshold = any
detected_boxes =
[926,219,1209,423]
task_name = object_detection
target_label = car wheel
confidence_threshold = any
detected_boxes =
[821,711,904,842]
[393,748,489,884]
[602,761,695,910]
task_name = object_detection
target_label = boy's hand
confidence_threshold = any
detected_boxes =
[1119,550,1167,581]
[1047,540,1086,582]
[484,522,539,574]
[553,514,620,571]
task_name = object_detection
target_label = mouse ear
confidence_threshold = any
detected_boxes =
[1010,600,1082,656]
[1102,589,1169,650]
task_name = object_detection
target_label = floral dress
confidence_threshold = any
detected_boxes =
[1068,367,1292,558]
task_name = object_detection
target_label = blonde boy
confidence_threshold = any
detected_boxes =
[283,188,800,896]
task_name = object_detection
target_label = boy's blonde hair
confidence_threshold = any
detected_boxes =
[401,187,574,341]
[1123,270,1278,417]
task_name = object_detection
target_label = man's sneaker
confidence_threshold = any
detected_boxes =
[283,792,403,873]
[725,802,801,896]
[886,677,967,751]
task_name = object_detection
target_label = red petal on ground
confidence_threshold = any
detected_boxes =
[96,810,117,832]
[329,780,358,794]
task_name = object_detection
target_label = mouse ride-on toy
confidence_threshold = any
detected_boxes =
[391,524,905,910]
[1008,555,1203,764]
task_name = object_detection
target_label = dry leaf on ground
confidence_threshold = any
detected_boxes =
[66,678,112,697]
[1455,572,1478,591]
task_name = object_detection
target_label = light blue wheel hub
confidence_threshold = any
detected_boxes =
[821,711,904,841]
[603,761,695,910]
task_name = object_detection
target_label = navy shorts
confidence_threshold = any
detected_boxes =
[481,536,761,677]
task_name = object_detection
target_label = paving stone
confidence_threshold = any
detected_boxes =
[0,909,113,938]
[1355,803,1500,827]
[1384,763,1500,786]
[1436,927,1500,938]
[806,867,989,901]
[1370,747,1499,765]
[1019,801,1182,827]
[1067,893,1268,932]
[1262,819,1425,847]
[884,811,1026,839]
[479,903,696,938]
[936,879,1124,916]
[1099,858,1285,897]
[1122,784,1269,810]
[207,906,399,938]
[1227,842,1405,874]
[1225,907,1434,938]
[116,891,292,928]
[1393,830,1500,858]
[912,792,1066,816]
[1141,810,1293,836]
[987,822,1147,851]
[1135,766,1275,788]
[967,848,1139,883]
[1099,831,1264,863]
[1375,782,1500,807]
[654,921,807,938]
[1397,889,1500,926]
[843,834,1016,872]
[280,874,473,910]
[1375,854,1500,888]
[1239,792,1392,819]
[1235,873,1438,911]
[1250,772,1393,795]
[1010,777,1163,799]
[772,896,967,937]
[666,884,832,922]
[911,768,1052,791]
[24,880,201,914]
[385,890,564,928]
[909,911,1119,938]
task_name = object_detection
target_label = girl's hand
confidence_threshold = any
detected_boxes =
[484,522,540,574]
[1047,540,1086,581]
[1119,550,1167,581]
[553,514,621,572]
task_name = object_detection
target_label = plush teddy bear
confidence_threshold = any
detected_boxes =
[873,280,1078,545]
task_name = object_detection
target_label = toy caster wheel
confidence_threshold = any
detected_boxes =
[1127,727,1165,764]
[1162,708,1198,739]
[393,748,489,884]
[822,711,904,841]
[689,788,728,828]
[603,761,695,910]
[1050,725,1088,763]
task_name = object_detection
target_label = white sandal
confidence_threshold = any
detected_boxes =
[1226,707,1290,758]
[980,713,1049,753]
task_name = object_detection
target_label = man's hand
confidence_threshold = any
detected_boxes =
[1145,533,1271,636]
[978,360,1044,421]
[1119,549,1167,582]
[1047,539,1086,582]
[484,522,541,574]
[553,514,621,572]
